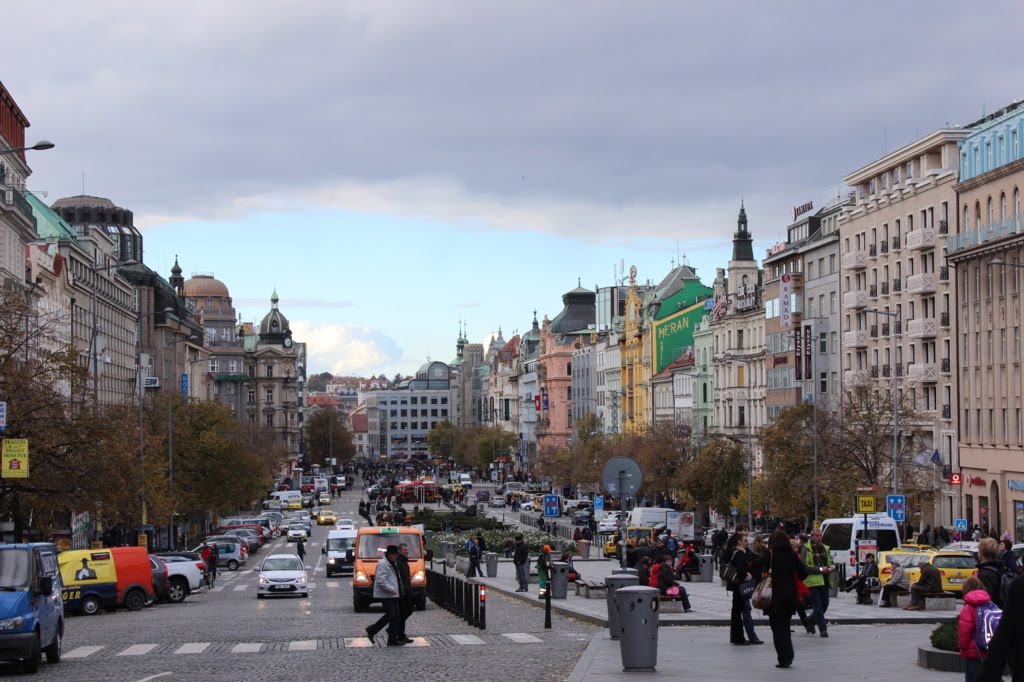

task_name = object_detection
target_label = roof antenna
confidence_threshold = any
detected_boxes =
[81,170,85,195]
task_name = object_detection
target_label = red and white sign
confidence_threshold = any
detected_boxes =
[779,274,793,330]
[949,472,963,486]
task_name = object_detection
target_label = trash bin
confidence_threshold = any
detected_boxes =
[485,552,498,577]
[612,567,639,576]
[579,540,591,559]
[699,554,714,582]
[424,530,433,546]
[605,574,639,640]
[614,586,659,671]
[549,561,570,599]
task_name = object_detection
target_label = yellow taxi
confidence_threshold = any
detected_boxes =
[602,527,657,559]
[877,549,936,585]
[317,510,337,526]
[287,500,302,511]
[893,550,976,594]
[900,543,939,552]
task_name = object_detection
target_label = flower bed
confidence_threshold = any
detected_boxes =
[434,527,577,555]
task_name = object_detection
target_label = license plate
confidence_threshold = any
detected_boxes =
[270,585,294,591]
[948,578,964,583]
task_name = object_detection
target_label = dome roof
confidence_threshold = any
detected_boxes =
[52,195,117,209]
[259,289,290,337]
[183,274,230,298]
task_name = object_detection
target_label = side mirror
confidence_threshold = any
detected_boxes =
[321,547,326,555]
[425,549,434,561]
[38,576,53,595]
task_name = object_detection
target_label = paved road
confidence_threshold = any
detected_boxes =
[13,488,595,681]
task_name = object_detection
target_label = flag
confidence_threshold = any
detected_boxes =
[913,450,931,466]
[930,449,942,466]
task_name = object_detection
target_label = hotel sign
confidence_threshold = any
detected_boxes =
[792,201,814,221]
[779,274,793,330]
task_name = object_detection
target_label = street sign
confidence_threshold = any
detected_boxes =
[180,373,189,397]
[1,439,29,479]
[886,494,906,522]
[0,401,6,433]
[602,457,643,496]
[954,518,969,532]
[855,494,876,514]
[542,494,560,518]
[594,495,604,512]
[730,507,739,516]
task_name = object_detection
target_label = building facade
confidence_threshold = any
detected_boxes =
[372,361,454,459]
[0,81,38,289]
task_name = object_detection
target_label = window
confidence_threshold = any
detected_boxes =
[820,336,827,354]
[737,330,744,349]
[566,362,572,376]
[566,387,571,400]
[266,414,273,427]
[228,360,237,373]
[830,292,837,314]
[266,388,273,403]
[829,255,836,273]
[266,365,273,378]
[820,372,827,394]
[247,389,255,404]
[738,405,746,427]
[209,358,220,372]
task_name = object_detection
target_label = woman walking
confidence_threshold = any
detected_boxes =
[725,532,762,645]
[763,528,830,668]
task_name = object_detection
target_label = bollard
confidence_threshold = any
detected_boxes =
[579,540,591,559]
[614,586,659,671]
[485,552,498,577]
[605,573,639,640]
[549,561,570,599]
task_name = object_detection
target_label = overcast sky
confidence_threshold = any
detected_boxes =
[5,2,1022,376]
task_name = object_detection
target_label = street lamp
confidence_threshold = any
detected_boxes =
[165,334,199,549]
[724,352,756,530]
[865,307,902,499]
[135,306,174,537]
[0,141,54,156]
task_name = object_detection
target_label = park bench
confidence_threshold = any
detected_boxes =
[894,590,956,610]
[578,580,607,599]
[658,593,688,613]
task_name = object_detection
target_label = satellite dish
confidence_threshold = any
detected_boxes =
[602,457,642,496]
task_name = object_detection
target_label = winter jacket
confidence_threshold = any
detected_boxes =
[958,589,993,660]
[766,548,813,618]
[724,547,748,593]
[914,562,943,593]
[648,563,661,589]
[888,564,909,591]
[977,575,1024,681]
[373,557,401,599]
[512,541,529,566]
[657,563,677,595]
[802,542,832,589]
[978,561,1007,608]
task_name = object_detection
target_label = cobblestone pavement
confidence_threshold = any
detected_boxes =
[8,490,596,681]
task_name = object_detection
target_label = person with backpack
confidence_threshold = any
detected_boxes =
[977,537,1010,608]
[976,573,1023,682]
[1000,539,1021,576]
[957,576,992,682]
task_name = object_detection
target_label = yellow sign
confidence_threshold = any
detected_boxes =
[856,494,876,514]
[137,533,148,549]
[1,439,29,478]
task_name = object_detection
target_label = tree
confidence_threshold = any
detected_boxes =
[473,426,517,472]
[426,419,458,460]
[306,372,332,393]
[759,403,818,521]
[679,438,745,515]
[631,422,693,502]
[305,408,355,467]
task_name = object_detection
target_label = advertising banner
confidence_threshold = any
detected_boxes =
[779,274,793,329]
[1,439,29,478]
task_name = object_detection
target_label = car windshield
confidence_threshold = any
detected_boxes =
[0,549,31,590]
[327,538,355,551]
[289,524,305,530]
[262,557,303,572]
[357,533,423,559]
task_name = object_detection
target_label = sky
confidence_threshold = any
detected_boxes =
[5,1,1023,377]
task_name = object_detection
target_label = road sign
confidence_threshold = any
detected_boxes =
[602,457,643,496]
[856,494,876,514]
[954,518,969,532]
[594,495,604,512]
[886,494,906,522]
[180,373,189,396]
[0,401,6,433]
[542,494,560,518]
[730,507,739,516]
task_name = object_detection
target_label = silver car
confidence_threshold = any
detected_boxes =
[286,523,308,542]
[256,554,308,598]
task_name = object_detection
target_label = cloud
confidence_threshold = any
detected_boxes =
[289,320,402,376]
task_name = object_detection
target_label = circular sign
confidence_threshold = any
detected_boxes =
[602,457,643,496]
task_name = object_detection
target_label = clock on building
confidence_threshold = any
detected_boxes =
[284,337,293,348]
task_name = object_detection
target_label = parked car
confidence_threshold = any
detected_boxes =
[489,495,506,508]
[0,543,63,673]
[190,540,247,571]
[571,510,593,526]
[58,547,156,614]
[215,529,261,554]
[598,512,622,533]
[520,499,537,512]
[153,554,205,603]
[149,555,170,603]
[257,554,308,598]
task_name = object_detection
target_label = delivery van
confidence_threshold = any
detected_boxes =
[819,514,902,572]
[352,526,433,612]
[58,546,155,615]
[0,543,64,672]
[626,507,670,528]
[322,528,358,576]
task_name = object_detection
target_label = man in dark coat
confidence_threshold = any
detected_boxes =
[904,557,942,610]
[976,574,1024,681]
[512,535,530,592]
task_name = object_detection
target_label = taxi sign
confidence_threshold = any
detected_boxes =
[855,494,876,514]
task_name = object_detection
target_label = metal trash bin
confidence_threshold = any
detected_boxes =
[614,586,659,671]
[612,567,639,576]
[579,540,591,559]
[549,561,570,599]
[485,552,498,577]
[605,574,640,640]
[699,554,714,582]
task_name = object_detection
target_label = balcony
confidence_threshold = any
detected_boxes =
[881,241,890,255]
[906,228,937,251]
[939,219,949,235]
[940,311,950,328]
[882,364,891,378]
[869,244,878,258]
[942,404,952,419]
[870,365,879,378]
[842,249,868,270]
[870,325,878,338]
[881,281,890,295]
[844,369,869,385]
[908,362,938,383]
[941,357,951,373]
[894,321,902,335]
[905,272,936,295]
[939,265,949,282]
[882,322,890,336]
[0,187,37,232]
[869,284,878,297]
[843,290,869,309]
[844,329,869,348]
[946,212,1024,255]
[907,317,937,339]
[892,277,902,293]
[891,235,901,251]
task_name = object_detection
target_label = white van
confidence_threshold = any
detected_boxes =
[266,490,302,509]
[322,528,358,577]
[626,507,670,529]
[819,514,902,572]
[459,473,473,489]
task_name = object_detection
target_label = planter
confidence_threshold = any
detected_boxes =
[917,646,964,673]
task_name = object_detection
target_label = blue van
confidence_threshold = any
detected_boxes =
[0,543,64,673]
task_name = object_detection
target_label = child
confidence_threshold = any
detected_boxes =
[957,576,991,682]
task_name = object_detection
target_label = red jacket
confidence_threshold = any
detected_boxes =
[648,563,661,588]
[958,589,993,659]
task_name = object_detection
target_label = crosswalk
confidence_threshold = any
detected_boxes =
[63,633,545,658]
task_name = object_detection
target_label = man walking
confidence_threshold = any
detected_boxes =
[395,543,415,643]
[512,535,529,592]
[296,538,306,564]
[365,545,405,646]
[801,529,834,636]
[467,537,483,578]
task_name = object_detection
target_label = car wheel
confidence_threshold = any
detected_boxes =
[81,595,101,616]
[44,627,61,664]
[22,632,40,673]
[167,578,188,604]
[227,560,239,571]
[124,589,146,611]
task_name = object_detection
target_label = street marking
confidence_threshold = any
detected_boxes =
[174,643,210,654]
[308,583,316,589]
[118,644,159,656]
[289,640,317,651]
[233,584,249,591]
[345,637,374,648]
[450,634,485,645]
[65,645,104,659]
[210,585,225,592]
[231,642,263,653]
[405,637,429,647]
[502,633,542,643]
[135,674,172,682]
[327,582,339,588]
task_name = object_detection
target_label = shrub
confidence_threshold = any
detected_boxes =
[434,528,576,555]
[930,617,958,652]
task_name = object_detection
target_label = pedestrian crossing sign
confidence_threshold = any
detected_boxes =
[954,518,968,532]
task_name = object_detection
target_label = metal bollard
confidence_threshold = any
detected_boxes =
[605,573,640,640]
[614,586,659,671]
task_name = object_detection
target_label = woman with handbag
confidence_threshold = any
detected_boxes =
[655,554,693,612]
[762,529,829,669]
[725,533,763,645]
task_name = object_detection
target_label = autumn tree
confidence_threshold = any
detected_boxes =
[631,422,693,503]
[305,408,355,467]
[679,438,745,515]
[426,419,458,460]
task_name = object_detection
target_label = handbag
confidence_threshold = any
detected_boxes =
[750,551,773,610]
[738,579,757,599]
[666,585,680,596]
[719,550,739,583]
[794,574,811,603]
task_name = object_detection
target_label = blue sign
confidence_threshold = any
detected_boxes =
[542,494,560,518]
[180,373,189,397]
[886,494,906,522]
[954,518,969,532]
[730,508,739,516]
[594,495,604,512]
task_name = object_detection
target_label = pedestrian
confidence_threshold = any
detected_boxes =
[1000,539,1021,576]
[536,544,552,597]
[665,530,679,563]
[855,553,879,605]
[764,528,829,668]
[976,538,1008,608]
[789,537,814,631]
[395,543,415,644]
[365,545,405,646]
[956,576,990,682]
[655,554,693,612]
[637,556,653,586]
[295,538,306,564]
[513,535,530,592]
[975,573,1024,681]
[573,527,582,542]
[904,556,942,610]
[801,528,834,636]
[725,532,762,645]
[879,557,909,607]
[467,537,483,577]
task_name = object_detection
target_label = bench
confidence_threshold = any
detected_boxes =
[894,590,956,610]
[659,594,687,613]
[578,580,607,599]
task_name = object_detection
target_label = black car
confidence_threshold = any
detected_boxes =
[149,555,170,603]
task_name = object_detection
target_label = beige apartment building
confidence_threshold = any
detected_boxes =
[839,129,967,527]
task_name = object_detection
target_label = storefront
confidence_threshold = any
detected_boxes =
[1008,479,1024,543]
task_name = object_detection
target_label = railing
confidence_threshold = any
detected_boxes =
[941,357,950,373]
[892,235,901,250]
[882,323,890,336]
[870,284,878,297]
[940,312,950,327]
[943,404,952,419]
[894,321,902,334]
[870,365,879,378]
[870,325,878,338]
[896,362,903,377]
[426,568,486,629]
[940,266,949,281]
[893,278,902,292]
[946,212,1024,254]
[881,281,890,295]
[882,364,891,378]
[869,244,878,257]
[881,241,890,255]
[0,187,37,230]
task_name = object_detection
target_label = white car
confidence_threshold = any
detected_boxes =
[598,513,622,533]
[257,554,308,598]
[520,500,537,512]
[335,519,356,530]
[154,554,206,603]
[489,496,506,508]
[286,524,308,542]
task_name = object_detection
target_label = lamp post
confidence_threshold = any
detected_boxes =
[865,307,902,498]
[165,334,198,549]
[724,352,756,530]
[0,141,54,156]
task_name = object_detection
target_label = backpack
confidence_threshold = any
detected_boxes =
[999,570,1015,605]
[666,538,678,554]
[974,601,1003,651]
